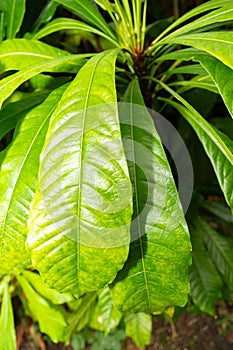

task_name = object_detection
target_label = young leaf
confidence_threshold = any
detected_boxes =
[165,32,233,70]
[32,18,118,47]
[17,275,67,343]
[90,287,122,334]
[195,217,233,289]
[27,50,132,295]
[0,85,67,276]
[0,0,26,39]
[196,55,233,118]
[0,277,16,350]
[189,225,223,316]
[158,83,233,209]
[124,312,152,348]
[111,79,191,313]
[54,0,115,39]
[0,54,87,108]
[0,39,70,72]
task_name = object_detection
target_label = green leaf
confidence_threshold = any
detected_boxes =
[111,80,191,313]
[189,224,223,316]
[195,217,233,289]
[124,312,152,348]
[32,18,118,47]
[27,50,132,294]
[201,200,233,227]
[66,293,97,340]
[0,53,87,108]
[54,0,115,39]
[0,85,67,276]
[90,287,122,334]
[0,92,47,141]
[17,274,67,343]
[165,32,233,70]
[0,39,71,72]
[0,0,26,38]
[158,83,233,209]
[196,55,233,118]
[0,277,16,350]
[22,270,74,305]
[32,0,59,34]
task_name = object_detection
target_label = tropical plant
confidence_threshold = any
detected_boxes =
[0,0,232,348]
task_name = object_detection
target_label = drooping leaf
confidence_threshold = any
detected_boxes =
[66,293,97,340]
[124,312,152,348]
[22,270,74,305]
[111,79,191,313]
[158,83,233,209]
[17,275,67,343]
[90,287,122,334]
[196,55,233,118]
[201,200,233,227]
[0,277,16,350]
[165,32,233,70]
[189,224,223,316]
[0,85,67,276]
[32,17,118,47]
[27,49,132,295]
[0,39,70,72]
[54,0,115,39]
[0,54,87,108]
[0,0,26,39]
[195,217,233,289]
[0,92,47,141]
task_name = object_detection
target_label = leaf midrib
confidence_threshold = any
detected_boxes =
[0,105,56,256]
[129,83,151,311]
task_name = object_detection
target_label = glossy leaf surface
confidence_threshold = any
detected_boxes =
[0,85,66,276]
[27,50,132,294]
[166,32,233,70]
[0,39,70,72]
[111,80,191,313]
[0,54,87,108]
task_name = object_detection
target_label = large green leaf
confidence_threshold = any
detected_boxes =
[0,92,47,141]
[54,0,115,39]
[111,80,191,313]
[27,50,132,295]
[0,85,67,276]
[0,277,16,350]
[124,312,152,348]
[196,55,233,118]
[0,54,87,108]
[165,32,233,70]
[194,217,233,289]
[0,39,70,72]
[22,270,74,305]
[158,83,233,209]
[189,225,223,316]
[90,286,122,334]
[32,18,118,47]
[0,0,26,39]
[17,275,67,343]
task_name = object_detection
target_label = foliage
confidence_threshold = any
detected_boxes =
[0,0,232,348]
